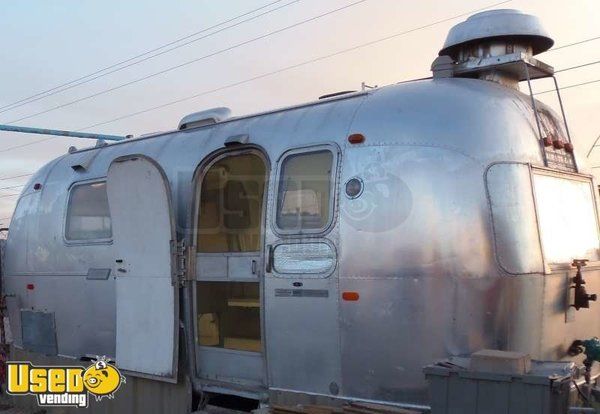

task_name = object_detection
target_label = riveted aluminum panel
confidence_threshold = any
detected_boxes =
[21,310,57,355]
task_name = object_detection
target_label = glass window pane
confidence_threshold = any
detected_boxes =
[196,281,261,352]
[276,150,333,231]
[65,182,112,240]
[533,173,600,263]
[197,154,266,253]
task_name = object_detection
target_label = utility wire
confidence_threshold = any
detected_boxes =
[587,133,600,158]
[1,2,597,156]
[80,0,513,131]
[0,184,25,191]
[555,59,600,73]
[0,173,33,182]
[544,35,600,53]
[0,0,293,114]
[0,194,20,199]
[535,78,600,95]
[6,0,370,125]
[0,138,53,153]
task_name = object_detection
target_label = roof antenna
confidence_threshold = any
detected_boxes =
[361,82,378,91]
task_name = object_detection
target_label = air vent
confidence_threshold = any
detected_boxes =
[434,9,555,88]
[178,107,231,130]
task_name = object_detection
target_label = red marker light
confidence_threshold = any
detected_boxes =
[565,142,574,153]
[542,137,553,147]
[342,291,359,301]
[26,284,34,290]
[553,139,565,150]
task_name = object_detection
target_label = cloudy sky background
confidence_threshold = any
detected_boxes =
[0,0,599,224]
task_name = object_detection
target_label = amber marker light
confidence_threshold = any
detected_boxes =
[342,291,360,301]
[348,133,365,144]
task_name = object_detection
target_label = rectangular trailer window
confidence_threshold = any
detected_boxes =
[65,181,112,241]
[533,172,600,264]
[276,150,333,232]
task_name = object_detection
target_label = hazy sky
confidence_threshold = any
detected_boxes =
[0,0,598,224]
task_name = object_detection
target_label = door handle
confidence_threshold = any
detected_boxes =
[265,245,274,273]
[251,260,257,275]
[116,259,126,273]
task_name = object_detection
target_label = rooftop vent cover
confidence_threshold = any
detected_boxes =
[439,9,554,59]
[178,107,231,130]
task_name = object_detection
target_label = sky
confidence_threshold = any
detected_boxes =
[0,0,599,224]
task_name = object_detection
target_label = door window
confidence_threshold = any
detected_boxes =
[196,153,266,253]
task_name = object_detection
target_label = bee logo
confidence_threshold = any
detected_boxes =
[82,357,125,401]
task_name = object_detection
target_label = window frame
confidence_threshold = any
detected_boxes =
[272,143,339,237]
[271,238,338,279]
[192,147,271,256]
[63,178,113,245]
[530,166,600,271]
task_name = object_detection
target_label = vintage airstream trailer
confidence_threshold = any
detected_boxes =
[2,9,600,412]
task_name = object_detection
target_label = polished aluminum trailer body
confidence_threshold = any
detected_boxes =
[2,10,600,412]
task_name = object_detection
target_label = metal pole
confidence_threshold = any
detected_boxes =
[523,63,548,167]
[0,124,125,141]
[552,76,573,143]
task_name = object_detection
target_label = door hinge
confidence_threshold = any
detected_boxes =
[172,239,189,287]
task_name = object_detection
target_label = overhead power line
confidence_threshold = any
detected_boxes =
[535,78,600,95]
[0,194,20,199]
[0,138,53,153]
[0,173,34,182]
[555,59,600,73]
[80,55,597,130]
[0,0,294,114]
[544,35,600,53]
[0,184,25,191]
[80,0,513,131]
[6,0,370,125]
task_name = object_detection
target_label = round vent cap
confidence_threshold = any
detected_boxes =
[439,9,554,57]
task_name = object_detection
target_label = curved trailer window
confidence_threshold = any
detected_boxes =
[65,181,112,241]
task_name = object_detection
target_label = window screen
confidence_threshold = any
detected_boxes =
[65,181,112,241]
[197,154,266,253]
[276,150,333,231]
[533,173,600,263]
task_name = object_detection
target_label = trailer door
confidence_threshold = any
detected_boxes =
[106,155,178,382]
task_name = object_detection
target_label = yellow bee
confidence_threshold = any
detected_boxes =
[82,359,124,400]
